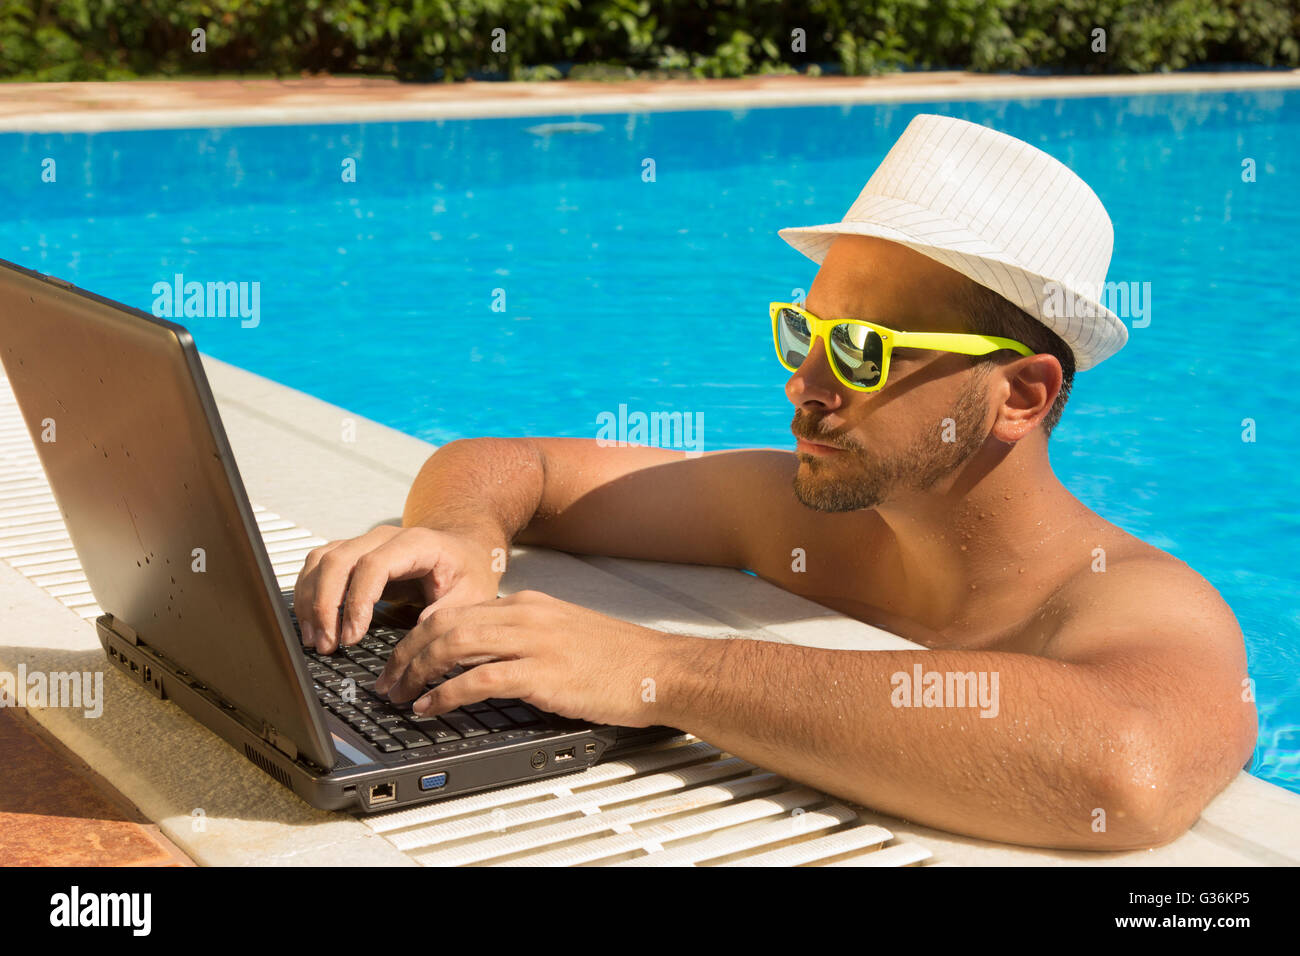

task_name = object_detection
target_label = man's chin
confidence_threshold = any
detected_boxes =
[792,456,886,513]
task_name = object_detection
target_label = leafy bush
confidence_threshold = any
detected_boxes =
[1,0,1296,81]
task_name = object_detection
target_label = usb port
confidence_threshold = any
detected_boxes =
[419,772,448,792]
[554,747,575,762]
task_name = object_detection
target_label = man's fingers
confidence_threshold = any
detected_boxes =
[294,540,342,646]
[382,630,466,702]
[339,530,489,645]
[292,525,503,655]
[378,617,519,702]
[304,526,400,651]
[339,540,441,646]
[413,661,530,716]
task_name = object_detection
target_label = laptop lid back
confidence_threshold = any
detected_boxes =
[0,259,335,768]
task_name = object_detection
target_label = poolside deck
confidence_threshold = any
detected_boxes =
[2,69,1299,132]
[2,356,1298,866]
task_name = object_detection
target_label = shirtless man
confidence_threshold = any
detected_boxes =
[294,116,1255,850]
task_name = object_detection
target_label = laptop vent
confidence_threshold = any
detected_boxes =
[244,744,293,788]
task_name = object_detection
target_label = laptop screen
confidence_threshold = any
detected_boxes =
[0,260,335,769]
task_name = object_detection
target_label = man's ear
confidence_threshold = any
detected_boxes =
[991,354,1061,442]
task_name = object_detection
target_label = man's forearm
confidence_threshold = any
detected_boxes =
[401,438,544,551]
[654,635,1189,850]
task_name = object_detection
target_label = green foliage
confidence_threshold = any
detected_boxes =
[1,0,1296,81]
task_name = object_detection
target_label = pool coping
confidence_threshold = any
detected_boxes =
[3,353,1299,866]
[3,70,1300,132]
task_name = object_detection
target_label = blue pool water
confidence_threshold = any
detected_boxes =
[2,90,1297,795]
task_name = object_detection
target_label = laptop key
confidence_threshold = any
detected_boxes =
[371,736,404,754]
[441,712,488,738]
[502,706,539,726]
[476,709,514,732]
[410,717,460,743]
[391,729,432,749]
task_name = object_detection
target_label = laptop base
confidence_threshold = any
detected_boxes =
[97,615,681,813]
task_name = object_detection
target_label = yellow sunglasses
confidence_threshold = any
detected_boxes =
[770,301,1033,393]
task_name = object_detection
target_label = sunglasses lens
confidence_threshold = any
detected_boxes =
[775,307,812,368]
[829,323,884,389]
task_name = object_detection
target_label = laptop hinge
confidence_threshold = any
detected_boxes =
[262,723,299,760]
[107,614,142,646]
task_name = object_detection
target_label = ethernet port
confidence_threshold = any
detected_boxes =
[368,782,396,805]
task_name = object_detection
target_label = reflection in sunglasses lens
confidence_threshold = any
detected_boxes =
[830,324,883,387]
[778,308,812,366]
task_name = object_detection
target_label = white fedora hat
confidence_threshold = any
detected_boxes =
[778,113,1127,371]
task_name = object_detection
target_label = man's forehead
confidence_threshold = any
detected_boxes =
[805,237,969,329]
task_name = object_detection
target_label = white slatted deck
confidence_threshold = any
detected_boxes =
[0,370,935,866]
[360,738,929,866]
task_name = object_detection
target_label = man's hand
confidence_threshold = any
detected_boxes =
[373,590,675,728]
[293,524,502,653]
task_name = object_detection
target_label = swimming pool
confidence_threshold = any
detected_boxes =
[2,88,1296,796]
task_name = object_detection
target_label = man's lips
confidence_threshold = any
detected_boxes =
[794,436,844,456]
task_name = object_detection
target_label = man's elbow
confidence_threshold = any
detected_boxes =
[1091,776,1199,850]
[1089,714,1255,851]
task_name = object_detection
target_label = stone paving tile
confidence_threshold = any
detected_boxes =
[0,708,192,867]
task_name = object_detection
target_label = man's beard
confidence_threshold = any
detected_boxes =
[792,372,990,513]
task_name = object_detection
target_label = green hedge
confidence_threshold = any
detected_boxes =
[2,0,1297,82]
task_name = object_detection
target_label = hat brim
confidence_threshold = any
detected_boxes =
[778,199,1127,372]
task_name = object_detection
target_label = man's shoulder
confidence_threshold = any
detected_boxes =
[1042,524,1243,662]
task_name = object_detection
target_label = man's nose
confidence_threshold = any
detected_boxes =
[785,339,845,410]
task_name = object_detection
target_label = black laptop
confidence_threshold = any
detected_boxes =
[0,258,680,812]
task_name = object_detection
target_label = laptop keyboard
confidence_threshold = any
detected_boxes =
[288,608,555,757]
